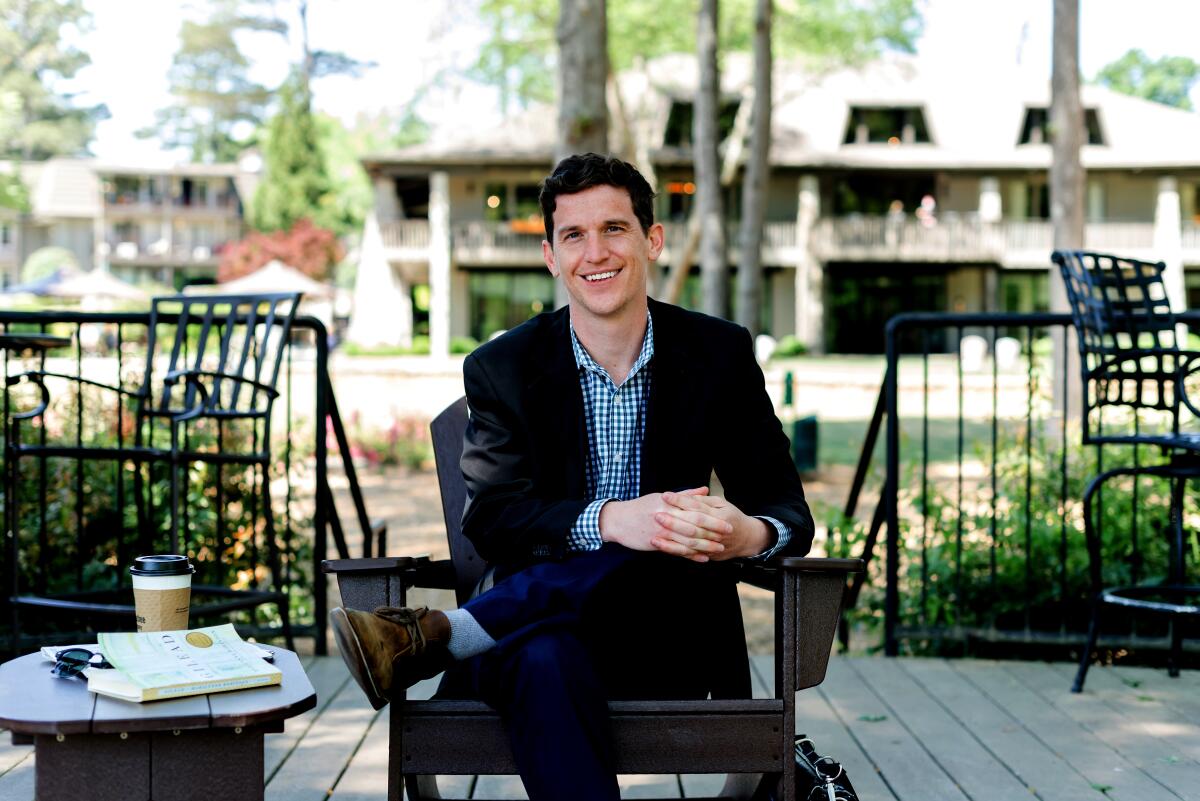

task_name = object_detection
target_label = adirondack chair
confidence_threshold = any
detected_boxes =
[323,397,861,801]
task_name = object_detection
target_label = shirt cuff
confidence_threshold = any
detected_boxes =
[751,516,791,560]
[567,498,612,553]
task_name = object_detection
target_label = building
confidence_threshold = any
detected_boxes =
[351,54,1200,354]
[1,158,254,289]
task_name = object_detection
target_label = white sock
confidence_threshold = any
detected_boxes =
[444,608,496,659]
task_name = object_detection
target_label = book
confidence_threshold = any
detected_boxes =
[76,624,282,703]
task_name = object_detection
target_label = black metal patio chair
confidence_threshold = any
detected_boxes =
[1053,250,1200,692]
[4,292,301,651]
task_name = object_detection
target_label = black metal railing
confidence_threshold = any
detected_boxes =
[837,311,1200,657]
[1,309,379,655]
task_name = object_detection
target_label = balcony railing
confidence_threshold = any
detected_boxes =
[379,217,1190,267]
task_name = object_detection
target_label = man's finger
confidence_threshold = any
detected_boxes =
[663,491,723,513]
[654,526,725,554]
[650,536,710,562]
[655,509,732,538]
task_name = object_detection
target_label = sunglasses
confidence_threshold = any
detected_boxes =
[51,648,114,679]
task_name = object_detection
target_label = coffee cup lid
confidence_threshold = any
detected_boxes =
[130,554,195,576]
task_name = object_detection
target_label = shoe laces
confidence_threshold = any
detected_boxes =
[374,606,430,656]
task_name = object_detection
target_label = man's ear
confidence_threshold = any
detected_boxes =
[542,240,559,277]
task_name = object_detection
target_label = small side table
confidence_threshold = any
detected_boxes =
[0,648,316,801]
[0,333,72,353]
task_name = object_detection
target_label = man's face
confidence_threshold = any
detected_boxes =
[542,184,664,325]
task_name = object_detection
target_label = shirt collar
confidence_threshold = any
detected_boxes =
[569,310,655,385]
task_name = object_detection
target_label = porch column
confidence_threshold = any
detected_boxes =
[428,171,452,359]
[346,211,411,348]
[978,177,1001,223]
[794,175,822,353]
[1155,175,1187,314]
[373,175,400,222]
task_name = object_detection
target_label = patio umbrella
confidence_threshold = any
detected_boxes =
[195,260,334,299]
[42,268,149,302]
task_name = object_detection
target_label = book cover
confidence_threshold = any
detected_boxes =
[87,624,282,703]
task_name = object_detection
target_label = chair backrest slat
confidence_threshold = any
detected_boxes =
[430,397,488,606]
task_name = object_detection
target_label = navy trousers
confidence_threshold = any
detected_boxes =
[441,544,748,800]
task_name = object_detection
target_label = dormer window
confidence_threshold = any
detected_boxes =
[842,106,931,145]
[663,99,740,147]
[1019,107,1104,145]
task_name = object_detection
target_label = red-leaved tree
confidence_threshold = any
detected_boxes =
[218,218,344,283]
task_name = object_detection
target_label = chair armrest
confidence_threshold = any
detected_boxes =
[321,556,457,612]
[5,371,138,420]
[773,558,863,692]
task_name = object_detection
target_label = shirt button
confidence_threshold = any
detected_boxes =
[613,394,622,404]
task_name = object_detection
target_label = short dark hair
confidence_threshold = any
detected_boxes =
[539,153,656,238]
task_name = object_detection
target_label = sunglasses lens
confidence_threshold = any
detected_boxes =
[52,648,94,677]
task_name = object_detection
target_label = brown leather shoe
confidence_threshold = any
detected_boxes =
[330,606,452,709]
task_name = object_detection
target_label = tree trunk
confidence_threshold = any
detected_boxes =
[736,0,772,335]
[556,0,609,160]
[1051,0,1083,416]
[695,0,726,318]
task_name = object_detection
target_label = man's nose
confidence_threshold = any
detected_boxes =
[584,233,608,262]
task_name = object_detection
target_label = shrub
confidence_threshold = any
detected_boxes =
[771,335,808,359]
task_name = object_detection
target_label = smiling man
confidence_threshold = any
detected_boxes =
[329,154,814,800]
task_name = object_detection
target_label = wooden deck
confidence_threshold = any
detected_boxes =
[2,654,1197,800]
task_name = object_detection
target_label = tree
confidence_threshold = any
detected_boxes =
[695,0,726,319]
[735,0,771,334]
[556,0,608,159]
[1096,49,1200,110]
[218,219,343,282]
[139,0,285,163]
[251,71,337,234]
[0,0,107,159]
[1050,0,1083,416]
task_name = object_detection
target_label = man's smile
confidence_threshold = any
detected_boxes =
[583,269,621,283]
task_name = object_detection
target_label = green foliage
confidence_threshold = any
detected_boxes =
[21,246,78,283]
[251,71,337,233]
[771,335,808,359]
[4,383,312,636]
[0,0,107,159]
[451,336,481,354]
[1096,48,1200,110]
[0,170,29,212]
[829,420,1198,652]
[139,0,285,163]
[341,412,433,472]
[471,0,922,110]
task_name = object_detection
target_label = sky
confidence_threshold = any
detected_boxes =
[64,0,1200,165]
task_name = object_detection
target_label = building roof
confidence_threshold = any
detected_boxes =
[364,53,1200,174]
[20,158,101,219]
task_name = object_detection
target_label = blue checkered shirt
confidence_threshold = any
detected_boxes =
[565,312,791,558]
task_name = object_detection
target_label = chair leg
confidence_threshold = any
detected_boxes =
[1168,618,1183,678]
[1072,598,1104,693]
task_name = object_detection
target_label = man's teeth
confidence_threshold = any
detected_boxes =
[585,271,618,282]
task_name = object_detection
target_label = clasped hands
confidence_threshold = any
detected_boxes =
[598,487,770,562]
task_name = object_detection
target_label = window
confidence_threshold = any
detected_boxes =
[0,224,10,246]
[1018,108,1104,145]
[663,100,740,147]
[842,107,931,145]
[468,270,555,341]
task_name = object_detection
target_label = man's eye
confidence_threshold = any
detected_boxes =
[606,225,623,233]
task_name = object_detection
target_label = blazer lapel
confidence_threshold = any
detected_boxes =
[525,309,588,500]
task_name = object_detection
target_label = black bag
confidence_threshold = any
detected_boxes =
[793,735,858,801]
[753,735,859,801]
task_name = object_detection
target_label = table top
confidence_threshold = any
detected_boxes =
[0,333,72,352]
[0,648,316,735]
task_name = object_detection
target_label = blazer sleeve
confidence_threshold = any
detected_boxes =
[713,327,815,557]
[459,352,588,564]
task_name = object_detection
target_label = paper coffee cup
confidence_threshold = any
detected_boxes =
[130,555,195,632]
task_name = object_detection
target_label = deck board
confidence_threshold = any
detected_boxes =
[1004,661,1200,800]
[852,656,1036,801]
[959,660,1180,801]
[2,653,1196,800]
